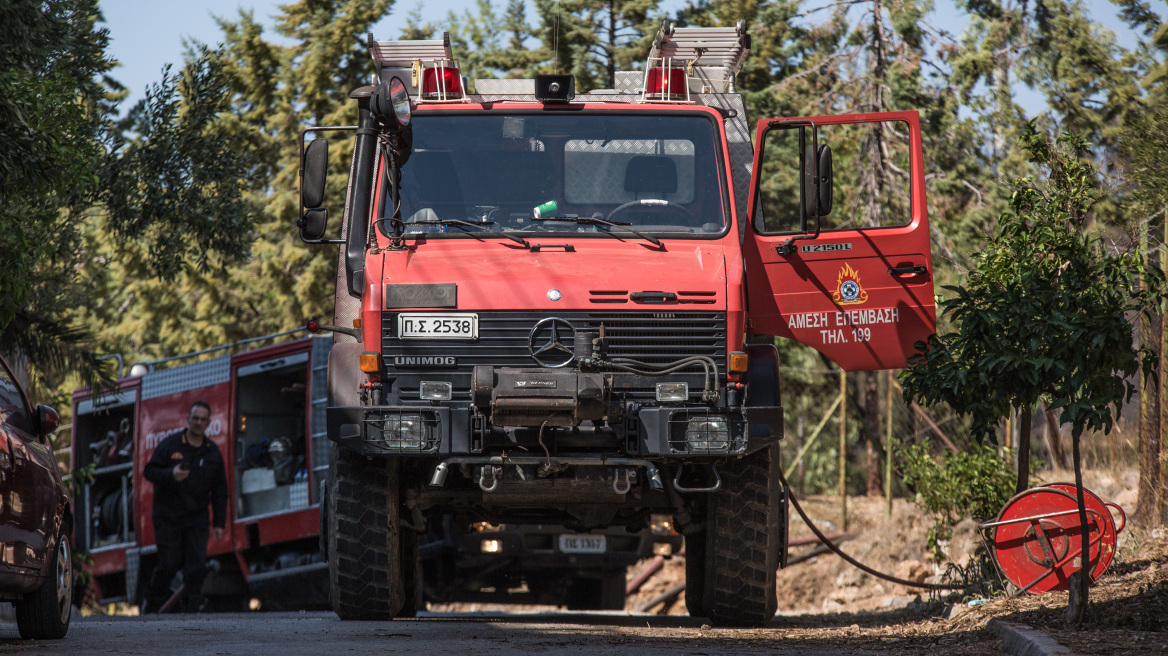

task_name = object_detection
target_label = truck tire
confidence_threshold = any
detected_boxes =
[398,528,422,617]
[598,569,627,611]
[702,444,782,627]
[328,446,406,620]
[683,531,706,617]
[565,570,625,611]
[16,530,72,639]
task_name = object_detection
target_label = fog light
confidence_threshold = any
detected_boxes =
[384,414,426,449]
[419,381,452,401]
[685,416,729,451]
[656,382,688,402]
[481,539,501,553]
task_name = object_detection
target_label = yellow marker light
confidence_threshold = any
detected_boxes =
[359,351,381,373]
[729,351,748,374]
[481,539,502,554]
[353,318,362,329]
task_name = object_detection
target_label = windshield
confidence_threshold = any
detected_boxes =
[387,112,728,238]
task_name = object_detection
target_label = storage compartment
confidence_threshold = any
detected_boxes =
[73,398,137,551]
[234,353,310,519]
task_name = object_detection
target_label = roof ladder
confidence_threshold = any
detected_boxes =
[648,19,750,78]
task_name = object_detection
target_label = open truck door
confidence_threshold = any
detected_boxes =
[743,110,936,371]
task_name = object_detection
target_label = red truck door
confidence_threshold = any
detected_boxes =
[743,111,936,371]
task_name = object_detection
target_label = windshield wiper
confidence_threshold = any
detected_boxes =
[531,215,663,247]
[383,218,530,248]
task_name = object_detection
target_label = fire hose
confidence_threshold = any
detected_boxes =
[777,468,966,591]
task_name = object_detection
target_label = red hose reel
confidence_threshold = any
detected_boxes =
[983,483,1126,594]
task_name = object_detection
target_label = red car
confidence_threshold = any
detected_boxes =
[0,355,71,639]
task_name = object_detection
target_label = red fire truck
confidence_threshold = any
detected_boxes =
[300,21,936,626]
[71,332,332,610]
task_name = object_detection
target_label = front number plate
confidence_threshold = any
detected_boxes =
[558,534,606,554]
[397,313,479,340]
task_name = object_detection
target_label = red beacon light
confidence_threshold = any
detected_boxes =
[641,61,690,102]
[417,59,465,102]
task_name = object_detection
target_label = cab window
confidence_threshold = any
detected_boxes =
[756,120,912,234]
[394,113,728,236]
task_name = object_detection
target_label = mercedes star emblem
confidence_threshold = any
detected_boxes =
[528,317,577,368]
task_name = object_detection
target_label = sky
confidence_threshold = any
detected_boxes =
[98,0,1142,111]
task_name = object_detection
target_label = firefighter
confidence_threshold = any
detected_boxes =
[142,400,228,613]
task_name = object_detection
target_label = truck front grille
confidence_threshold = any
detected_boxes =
[382,311,726,403]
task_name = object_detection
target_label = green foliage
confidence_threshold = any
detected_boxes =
[101,47,258,279]
[65,463,97,499]
[902,121,1162,443]
[1121,107,1168,222]
[531,0,661,90]
[1,0,258,394]
[899,443,1016,558]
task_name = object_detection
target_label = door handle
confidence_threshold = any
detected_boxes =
[888,265,927,276]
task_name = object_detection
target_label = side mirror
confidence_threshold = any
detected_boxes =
[803,144,833,218]
[299,208,328,241]
[302,138,328,209]
[36,405,59,438]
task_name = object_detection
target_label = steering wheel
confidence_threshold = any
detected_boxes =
[606,199,695,225]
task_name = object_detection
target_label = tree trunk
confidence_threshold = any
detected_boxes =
[865,371,883,496]
[1043,403,1068,470]
[1137,302,1162,525]
[1065,431,1090,628]
[1016,406,1032,494]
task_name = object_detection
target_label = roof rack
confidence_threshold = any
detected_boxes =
[647,20,750,76]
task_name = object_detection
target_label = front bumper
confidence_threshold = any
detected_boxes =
[326,403,782,457]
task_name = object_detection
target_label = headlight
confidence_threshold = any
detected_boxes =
[656,382,689,402]
[481,539,502,553]
[384,414,426,449]
[685,416,729,451]
[419,381,452,401]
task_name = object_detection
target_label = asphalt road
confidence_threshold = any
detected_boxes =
[0,611,1008,656]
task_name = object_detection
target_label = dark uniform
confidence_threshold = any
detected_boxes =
[143,429,228,612]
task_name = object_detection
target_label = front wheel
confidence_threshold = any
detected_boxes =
[328,445,406,620]
[702,445,783,626]
[16,530,72,639]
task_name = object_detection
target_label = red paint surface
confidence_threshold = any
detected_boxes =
[743,111,937,371]
[990,486,1116,593]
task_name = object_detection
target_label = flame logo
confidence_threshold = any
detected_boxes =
[832,263,868,305]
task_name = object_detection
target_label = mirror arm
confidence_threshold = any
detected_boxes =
[345,99,379,297]
[298,125,358,245]
[775,121,822,256]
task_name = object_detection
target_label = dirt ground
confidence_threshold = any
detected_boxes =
[618,467,1168,654]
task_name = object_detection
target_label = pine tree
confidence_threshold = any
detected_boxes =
[530,0,661,90]
[70,0,398,364]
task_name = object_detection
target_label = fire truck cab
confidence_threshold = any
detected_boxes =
[301,21,935,625]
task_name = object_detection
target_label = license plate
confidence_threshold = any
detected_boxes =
[559,534,606,554]
[397,313,478,339]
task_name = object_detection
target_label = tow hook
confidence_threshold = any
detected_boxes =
[612,467,633,495]
[478,465,501,492]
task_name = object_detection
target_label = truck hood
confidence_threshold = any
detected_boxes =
[376,241,730,311]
